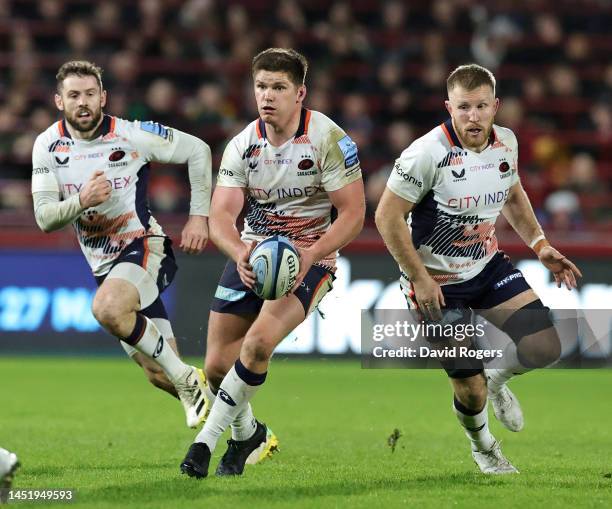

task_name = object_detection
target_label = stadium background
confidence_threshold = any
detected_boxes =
[0,0,610,356]
[0,2,611,507]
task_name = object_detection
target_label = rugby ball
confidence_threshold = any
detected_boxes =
[249,236,300,300]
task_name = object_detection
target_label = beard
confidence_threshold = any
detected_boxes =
[65,107,103,133]
[461,121,494,150]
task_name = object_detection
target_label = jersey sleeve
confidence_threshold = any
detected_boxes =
[386,143,435,204]
[510,132,520,186]
[127,120,180,162]
[320,127,362,192]
[217,137,247,187]
[31,134,60,194]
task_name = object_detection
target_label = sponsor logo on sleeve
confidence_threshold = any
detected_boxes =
[337,135,359,168]
[394,163,422,187]
[32,167,49,175]
[140,121,173,141]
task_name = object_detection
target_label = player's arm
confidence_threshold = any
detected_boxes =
[294,178,366,289]
[210,138,256,286]
[31,133,110,232]
[209,186,256,288]
[502,181,582,289]
[375,189,445,320]
[33,171,110,232]
[136,123,212,254]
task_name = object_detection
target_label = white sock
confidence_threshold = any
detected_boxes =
[231,404,257,441]
[204,384,216,404]
[195,360,266,452]
[128,315,187,383]
[453,398,495,452]
[207,381,258,441]
[487,365,532,391]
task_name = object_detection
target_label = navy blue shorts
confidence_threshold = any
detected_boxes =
[402,252,531,310]
[211,261,334,316]
[94,236,176,320]
[400,252,533,378]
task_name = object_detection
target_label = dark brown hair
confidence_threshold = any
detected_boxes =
[56,60,103,92]
[252,48,308,86]
[447,64,496,95]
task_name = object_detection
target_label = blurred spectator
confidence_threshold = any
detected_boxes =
[149,173,188,213]
[544,190,582,231]
[276,0,306,32]
[93,1,121,31]
[568,153,611,222]
[65,19,95,59]
[0,0,607,228]
[38,0,64,23]
[338,93,373,159]
[471,13,521,70]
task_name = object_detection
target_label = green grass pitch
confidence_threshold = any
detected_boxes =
[1,357,610,508]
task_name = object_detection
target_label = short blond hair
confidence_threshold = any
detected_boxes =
[447,64,496,96]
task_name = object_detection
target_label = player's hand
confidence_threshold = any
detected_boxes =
[538,245,582,290]
[180,215,209,254]
[79,170,111,208]
[291,247,317,294]
[412,273,446,321]
[236,241,257,289]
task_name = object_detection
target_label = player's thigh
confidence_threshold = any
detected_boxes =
[478,289,539,329]
[105,236,177,310]
[93,277,140,317]
[205,311,256,377]
[243,295,306,359]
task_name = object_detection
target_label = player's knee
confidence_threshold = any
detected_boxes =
[456,389,487,412]
[242,332,275,364]
[454,376,487,411]
[92,292,121,330]
[518,330,561,368]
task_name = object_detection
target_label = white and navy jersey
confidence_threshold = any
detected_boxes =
[387,119,520,285]
[32,115,178,276]
[217,108,362,270]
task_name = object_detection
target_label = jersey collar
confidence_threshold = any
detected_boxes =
[256,108,311,141]
[59,114,115,140]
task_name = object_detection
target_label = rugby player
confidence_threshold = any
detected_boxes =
[180,48,365,478]
[375,64,581,474]
[31,61,211,429]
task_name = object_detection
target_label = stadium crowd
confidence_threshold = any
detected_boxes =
[0,0,610,231]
